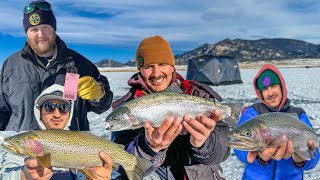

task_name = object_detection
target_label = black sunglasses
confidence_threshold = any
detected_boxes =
[24,2,52,15]
[43,102,71,114]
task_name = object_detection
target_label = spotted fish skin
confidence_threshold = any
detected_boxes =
[228,112,319,159]
[2,130,152,180]
[39,130,137,169]
[105,92,243,131]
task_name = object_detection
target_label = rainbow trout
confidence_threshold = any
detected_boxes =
[227,112,319,160]
[1,130,152,180]
[105,91,243,131]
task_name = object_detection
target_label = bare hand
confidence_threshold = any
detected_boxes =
[145,116,183,152]
[183,110,222,148]
[247,137,316,164]
[86,152,113,180]
[21,158,53,180]
[247,135,292,163]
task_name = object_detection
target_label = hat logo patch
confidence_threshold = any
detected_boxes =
[29,13,41,26]
[262,76,271,87]
[138,56,144,67]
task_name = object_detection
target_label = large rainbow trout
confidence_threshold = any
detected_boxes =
[105,91,243,131]
[227,112,319,160]
[1,130,152,180]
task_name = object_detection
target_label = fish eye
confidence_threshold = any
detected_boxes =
[15,140,20,144]
[112,117,117,121]
[243,130,251,137]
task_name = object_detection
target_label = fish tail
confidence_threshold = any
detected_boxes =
[317,133,320,150]
[125,156,153,180]
[223,117,237,129]
[226,103,244,121]
[314,127,320,148]
[223,103,244,129]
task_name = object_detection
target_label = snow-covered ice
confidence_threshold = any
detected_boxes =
[1,67,319,179]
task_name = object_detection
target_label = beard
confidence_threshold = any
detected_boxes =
[28,33,56,56]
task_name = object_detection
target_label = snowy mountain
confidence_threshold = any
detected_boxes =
[175,38,320,65]
[95,38,320,67]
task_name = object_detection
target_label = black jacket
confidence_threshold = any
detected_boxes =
[0,36,113,131]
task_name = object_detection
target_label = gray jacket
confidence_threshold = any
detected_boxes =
[0,84,86,180]
[0,36,113,131]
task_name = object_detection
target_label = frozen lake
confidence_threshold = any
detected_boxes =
[1,67,319,179]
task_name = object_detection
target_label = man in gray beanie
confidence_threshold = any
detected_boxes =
[0,0,113,131]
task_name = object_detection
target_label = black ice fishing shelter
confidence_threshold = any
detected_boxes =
[186,55,242,85]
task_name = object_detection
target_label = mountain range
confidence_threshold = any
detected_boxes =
[95,38,320,67]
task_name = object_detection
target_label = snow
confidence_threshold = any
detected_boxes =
[1,67,319,179]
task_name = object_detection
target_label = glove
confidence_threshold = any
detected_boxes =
[78,76,105,101]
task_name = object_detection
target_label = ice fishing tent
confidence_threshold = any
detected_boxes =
[186,55,242,86]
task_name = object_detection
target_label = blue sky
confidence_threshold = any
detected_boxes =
[1,0,320,65]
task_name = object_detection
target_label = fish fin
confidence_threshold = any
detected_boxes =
[112,163,120,171]
[81,168,97,179]
[203,111,212,117]
[295,150,314,160]
[164,83,183,93]
[223,117,237,129]
[124,156,153,180]
[180,127,188,135]
[267,135,288,147]
[116,144,126,149]
[225,103,244,121]
[288,113,299,118]
[36,153,51,168]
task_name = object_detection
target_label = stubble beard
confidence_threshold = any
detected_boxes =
[28,33,56,56]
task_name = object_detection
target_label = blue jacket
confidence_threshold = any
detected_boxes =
[235,106,319,180]
[234,64,319,180]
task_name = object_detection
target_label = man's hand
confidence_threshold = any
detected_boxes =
[247,135,291,163]
[183,109,222,148]
[21,158,53,180]
[145,116,183,153]
[247,137,316,164]
[78,76,105,101]
[86,152,113,180]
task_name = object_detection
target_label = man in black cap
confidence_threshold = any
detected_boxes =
[0,0,113,131]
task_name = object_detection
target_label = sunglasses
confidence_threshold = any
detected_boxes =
[24,2,52,15]
[43,102,71,114]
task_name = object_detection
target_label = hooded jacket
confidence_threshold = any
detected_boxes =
[112,70,230,180]
[234,64,319,180]
[34,84,75,130]
[0,36,113,131]
[0,84,87,180]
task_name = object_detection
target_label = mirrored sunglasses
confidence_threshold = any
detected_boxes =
[24,2,52,15]
[43,102,70,114]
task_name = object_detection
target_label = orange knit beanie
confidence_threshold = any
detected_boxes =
[136,35,175,69]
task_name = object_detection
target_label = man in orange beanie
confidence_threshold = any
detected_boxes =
[111,35,230,180]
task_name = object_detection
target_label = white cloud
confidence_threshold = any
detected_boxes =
[1,0,320,52]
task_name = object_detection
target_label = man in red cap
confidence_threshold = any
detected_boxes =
[234,64,319,179]
[112,35,230,180]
